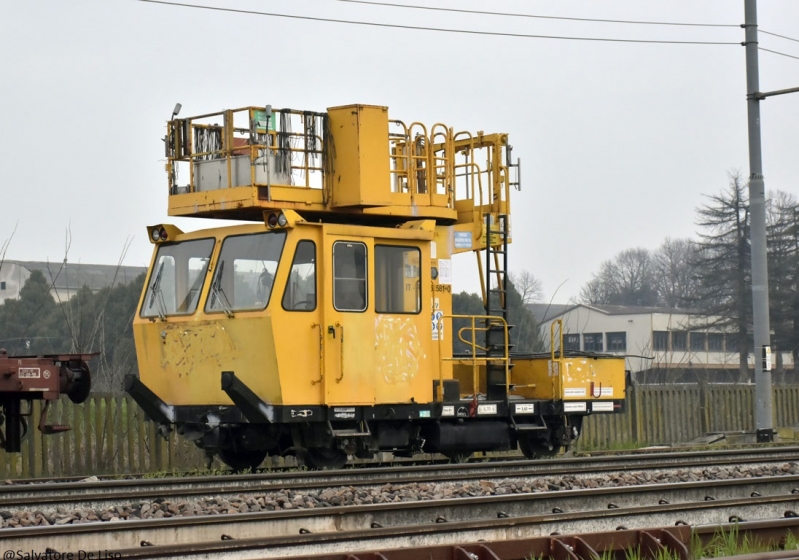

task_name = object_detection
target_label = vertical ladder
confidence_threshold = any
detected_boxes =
[484,213,511,400]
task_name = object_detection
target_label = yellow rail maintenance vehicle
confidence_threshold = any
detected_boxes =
[125,103,626,469]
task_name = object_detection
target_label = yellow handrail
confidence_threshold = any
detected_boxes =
[310,323,324,385]
[335,322,344,383]
[436,314,511,402]
[167,106,510,231]
[551,319,564,361]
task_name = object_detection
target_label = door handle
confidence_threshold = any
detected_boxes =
[327,325,336,338]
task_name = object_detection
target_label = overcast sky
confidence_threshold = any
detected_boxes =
[2,0,798,302]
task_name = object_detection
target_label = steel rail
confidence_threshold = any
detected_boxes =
[4,473,799,554]
[7,444,796,486]
[2,446,797,514]
[279,519,799,560]
[242,519,799,560]
[92,500,799,560]
[7,444,797,486]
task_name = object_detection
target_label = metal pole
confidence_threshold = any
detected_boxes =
[744,0,773,442]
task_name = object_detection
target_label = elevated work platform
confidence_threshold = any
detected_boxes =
[164,104,519,251]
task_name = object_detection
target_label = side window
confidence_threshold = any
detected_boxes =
[583,333,603,352]
[375,245,420,314]
[690,332,706,351]
[283,241,316,311]
[333,242,367,312]
[653,331,668,351]
[563,334,580,352]
[607,332,626,352]
[672,331,687,351]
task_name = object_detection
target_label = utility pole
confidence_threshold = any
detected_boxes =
[744,0,773,442]
[743,1,799,441]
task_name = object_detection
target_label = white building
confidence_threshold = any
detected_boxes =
[530,303,794,383]
[0,261,146,303]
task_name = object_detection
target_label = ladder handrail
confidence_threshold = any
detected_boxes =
[436,314,511,403]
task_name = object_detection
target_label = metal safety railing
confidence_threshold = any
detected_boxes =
[166,105,515,232]
[388,122,513,215]
[435,314,511,402]
[165,106,328,194]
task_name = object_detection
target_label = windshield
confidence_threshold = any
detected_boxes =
[141,238,215,318]
[206,231,287,313]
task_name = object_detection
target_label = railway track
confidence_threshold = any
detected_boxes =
[1,446,797,515]
[3,474,799,558]
[7,444,796,486]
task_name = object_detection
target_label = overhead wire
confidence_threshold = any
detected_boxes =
[758,47,799,61]
[335,0,740,28]
[135,0,740,45]
[759,29,799,44]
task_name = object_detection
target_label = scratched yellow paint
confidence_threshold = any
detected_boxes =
[134,315,280,406]
[134,218,450,409]
[137,103,525,413]
[511,357,626,401]
[374,315,430,403]
[270,229,326,405]
[452,356,625,403]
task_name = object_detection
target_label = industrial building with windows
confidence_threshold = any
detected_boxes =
[530,303,794,383]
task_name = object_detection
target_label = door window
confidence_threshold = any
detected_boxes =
[375,245,420,314]
[333,242,367,312]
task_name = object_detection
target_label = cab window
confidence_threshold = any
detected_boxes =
[206,231,286,313]
[282,241,316,311]
[375,245,420,314]
[333,242,367,312]
[141,238,214,318]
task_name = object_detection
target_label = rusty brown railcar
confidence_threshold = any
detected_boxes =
[0,349,92,452]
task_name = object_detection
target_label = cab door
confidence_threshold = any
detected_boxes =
[323,236,375,405]
[372,243,429,404]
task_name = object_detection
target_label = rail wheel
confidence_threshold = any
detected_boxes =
[218,446,267,472]
[305,446,348,470]
[66,361,92,404]
[518,437,560,459]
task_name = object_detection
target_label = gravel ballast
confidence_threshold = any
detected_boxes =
[2,462,796,528]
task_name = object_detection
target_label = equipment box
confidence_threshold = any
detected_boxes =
[511,356,626,402]
[328,104,391,207]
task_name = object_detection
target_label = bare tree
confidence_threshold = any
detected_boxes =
[579,248,658,306]
[579,276,607,306]
[0,223,18,276]
[508,270,543,305]
[651,237,699,309]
